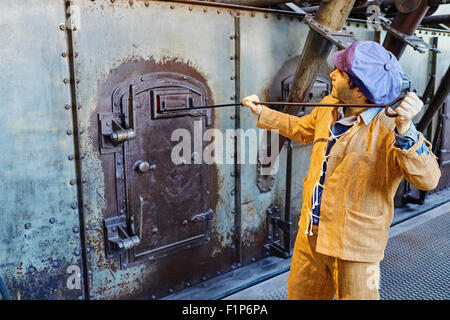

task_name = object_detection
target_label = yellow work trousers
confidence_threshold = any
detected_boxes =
[287,225,380,300]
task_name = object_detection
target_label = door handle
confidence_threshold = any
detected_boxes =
[110,84,136,143]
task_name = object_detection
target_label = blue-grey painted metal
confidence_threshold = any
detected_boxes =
[0,0,83,299]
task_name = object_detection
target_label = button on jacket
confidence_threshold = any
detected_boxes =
[256,95,441,262]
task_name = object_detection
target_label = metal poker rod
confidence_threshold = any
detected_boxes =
[159,96,404,117]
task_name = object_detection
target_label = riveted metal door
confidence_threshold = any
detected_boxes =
[71,0,237,299]
[119,72,214,265]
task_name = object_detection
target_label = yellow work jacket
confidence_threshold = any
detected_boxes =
[256,95,441,262]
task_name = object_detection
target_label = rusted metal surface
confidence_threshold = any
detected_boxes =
[73,0,237,299]
[0,0,83,299]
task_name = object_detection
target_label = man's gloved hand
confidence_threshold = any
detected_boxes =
[242,94,263,115]
[395,91,424,136]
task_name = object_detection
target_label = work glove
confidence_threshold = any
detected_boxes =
[395,91,424,136]
[242,94,263,115]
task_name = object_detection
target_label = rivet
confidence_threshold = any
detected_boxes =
[24,223,32,229]
[230,115,235,120]
[251,257,256,262]
[61,52,67,58]
[80,154,85,159]
[71,202,77,209]
[111,0,115,3]
[73,227,79,233]
[231,208,236,214]
[231,190,235,195]
[182,220,188,225]
[237,263,241,268]
[264,13,269,19]
[145,2,149,7]
[152,228,158,234]
[231,244,235,249]
[88,270,92,275]
[203,8,207,13]
[230,172,235,177]
[236,11,240,16]
[231,227,235,232]
[63,78,69,84]
[67,130,72,135]
[65,104,71,110]
[68,154,74,161]
[74,52,79,58]
[86,247,91,253]
[76,79,80,84]
[117,159,122,165]
[217,9,221,14]
[216,271,221,275]
[151,295,156,300]
[230,55,234,60]
[129,0,134,5]
[169,288,174,294]
[72,26,77,31]
[69,179,76,186]
[75,249,80,256]
[170,4,174,9]
[53,261,59,268]
[60,24,66,31]
[230,75,235,80]
[251,12,255,17]
[49,218,56,224]
[78,104,82,110]
[188,6,193,11]
[82,178,87,184]
[28,266,36,273]
[231,265,236,269]
[202,276,206,281]
[186,282,191,287]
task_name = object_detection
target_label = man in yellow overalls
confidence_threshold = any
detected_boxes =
[242,41,441,300]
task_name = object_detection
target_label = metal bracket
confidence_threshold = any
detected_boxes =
[304,14,358,50]
[98,85,136,154]
[104,214,140,258]
[265,205,292,259]
[382,23,441,54]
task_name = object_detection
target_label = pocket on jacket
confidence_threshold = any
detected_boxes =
[343,207,388,255]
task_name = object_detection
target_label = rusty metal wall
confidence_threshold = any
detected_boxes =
[0,0,84,299]
[71,0,238,299]
[1,0,449,300]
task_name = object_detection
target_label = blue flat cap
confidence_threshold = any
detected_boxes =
[333,41,404,104]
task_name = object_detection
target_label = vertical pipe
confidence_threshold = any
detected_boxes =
[233,16,243,266]
[382,0,429,59]
[64,0,90,300]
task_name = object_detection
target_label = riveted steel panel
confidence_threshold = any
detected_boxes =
[71,0,237,299]
[0,0,83,299]
[238,12,311,263]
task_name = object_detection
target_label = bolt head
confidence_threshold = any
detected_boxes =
[24,223,31,229]
[49,218,56,224]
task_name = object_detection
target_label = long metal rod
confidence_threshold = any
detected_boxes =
[159,96,403,112]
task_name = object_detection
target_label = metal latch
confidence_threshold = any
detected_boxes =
[98,85,136,154]
[190,209,214,223]
[104,196,143,258]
